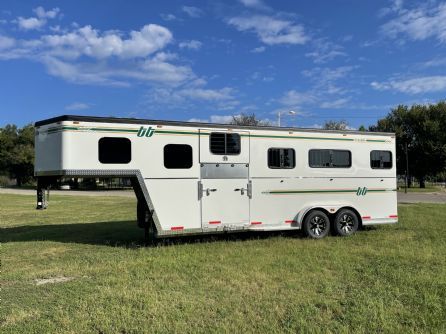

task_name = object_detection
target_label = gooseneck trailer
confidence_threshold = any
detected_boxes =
[34,115,397,241]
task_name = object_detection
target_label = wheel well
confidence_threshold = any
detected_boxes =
[302,207,332,224]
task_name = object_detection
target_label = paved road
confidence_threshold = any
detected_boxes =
[2,187,446,203]
[397,191,446,204]
[0,188,135,197]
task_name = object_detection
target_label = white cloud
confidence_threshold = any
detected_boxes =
[65,102,91,110]
[279,90,315,106]
[276,66,357,111]
[239,0,269,10]
[371,76,446,94]
[378,0,404,17]
[380,2,446,43]
[42,24,172,59]
[160,13,177,21]
[179,87,235,101]
[250,71,274,82]
[0,35,15,49]
[147,86,238,111]
[41,56,129,86]
[320,98,350,109]
[182,6,204,18]
[179,40,202,50]
[228,15,308,45]
[17,17,46,30]
[302,66,356,84]
[210,115,234,123]
[188,115,235,123]
[34,6,60,19]
[1,18,237,113]
[251,46,265,53]
[187,117,208,122]
[305,39,347,64]
[37,51,194,87]
[137,55,194,84]
[17,6,60,30]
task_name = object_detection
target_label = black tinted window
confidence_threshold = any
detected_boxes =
[309,149,351,168]
[99,137,131,164]
[164,144,193,169]
[371,150,392,169]
[268,148,295,169]
[210,132,241,155]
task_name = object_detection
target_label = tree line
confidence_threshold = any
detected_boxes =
[1,101,445,188]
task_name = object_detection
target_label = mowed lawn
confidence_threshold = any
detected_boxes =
[1,194,445,333]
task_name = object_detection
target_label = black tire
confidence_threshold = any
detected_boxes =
[333,209,359,236]
[302,210,331,239]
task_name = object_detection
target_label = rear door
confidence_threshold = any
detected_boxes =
[199,129,250,229]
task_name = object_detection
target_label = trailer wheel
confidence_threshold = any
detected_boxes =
[302,210,330,239]
[333,209,359,236]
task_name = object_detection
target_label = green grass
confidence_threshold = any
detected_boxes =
[1,194,445,333]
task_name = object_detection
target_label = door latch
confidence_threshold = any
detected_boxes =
[234,188,247,195]
[205,188,217,196]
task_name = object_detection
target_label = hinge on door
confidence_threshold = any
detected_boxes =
[247,180,252,199]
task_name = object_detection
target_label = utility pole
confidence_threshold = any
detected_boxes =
[405,142,409,194]
[277,110,296,127]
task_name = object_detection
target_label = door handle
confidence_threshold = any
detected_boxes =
[234,188,247,195]
[205,188,217,196]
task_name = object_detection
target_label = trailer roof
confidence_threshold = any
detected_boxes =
[35,115,394,137]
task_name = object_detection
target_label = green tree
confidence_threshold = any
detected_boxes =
[323,120,349,130]
[0,124,35,186]
[370,102,446,188]
[230,113,270,126]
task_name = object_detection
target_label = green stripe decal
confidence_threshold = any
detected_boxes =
[250,134,354,141]
[43,126,390,143]
[265,188,395,194]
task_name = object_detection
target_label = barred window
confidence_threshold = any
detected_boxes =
[309,149,351,168]
[268,148,295,169]
[210,132,241,155]
[370,150,392,169]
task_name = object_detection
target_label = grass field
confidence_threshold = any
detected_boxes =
[1,194,445,333]
[397,186,444,193]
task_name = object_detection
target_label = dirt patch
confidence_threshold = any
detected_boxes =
[34,276,75,286]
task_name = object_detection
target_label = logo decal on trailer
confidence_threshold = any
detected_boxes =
[356,187,368,196]
[137,126,155,138]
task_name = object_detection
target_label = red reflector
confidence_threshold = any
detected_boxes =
[171,226,184,231]
[285,220,296,224]
[389,215,398,218]
[251,221,262,225]
[362,216,371,220]
[209,221,221,225]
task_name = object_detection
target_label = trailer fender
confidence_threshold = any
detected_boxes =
[298,205,351,226]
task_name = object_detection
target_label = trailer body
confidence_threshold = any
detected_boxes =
[34,115,397,239]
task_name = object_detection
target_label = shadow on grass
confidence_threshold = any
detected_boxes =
[0,220,303,248]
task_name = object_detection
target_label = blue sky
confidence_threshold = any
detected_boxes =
[1,0,445,128]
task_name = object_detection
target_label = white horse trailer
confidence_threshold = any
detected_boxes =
[34,115,398,240]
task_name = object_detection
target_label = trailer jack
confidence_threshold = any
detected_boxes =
[36,177,57,210]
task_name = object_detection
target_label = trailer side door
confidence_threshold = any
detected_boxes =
[199,129,250,229]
